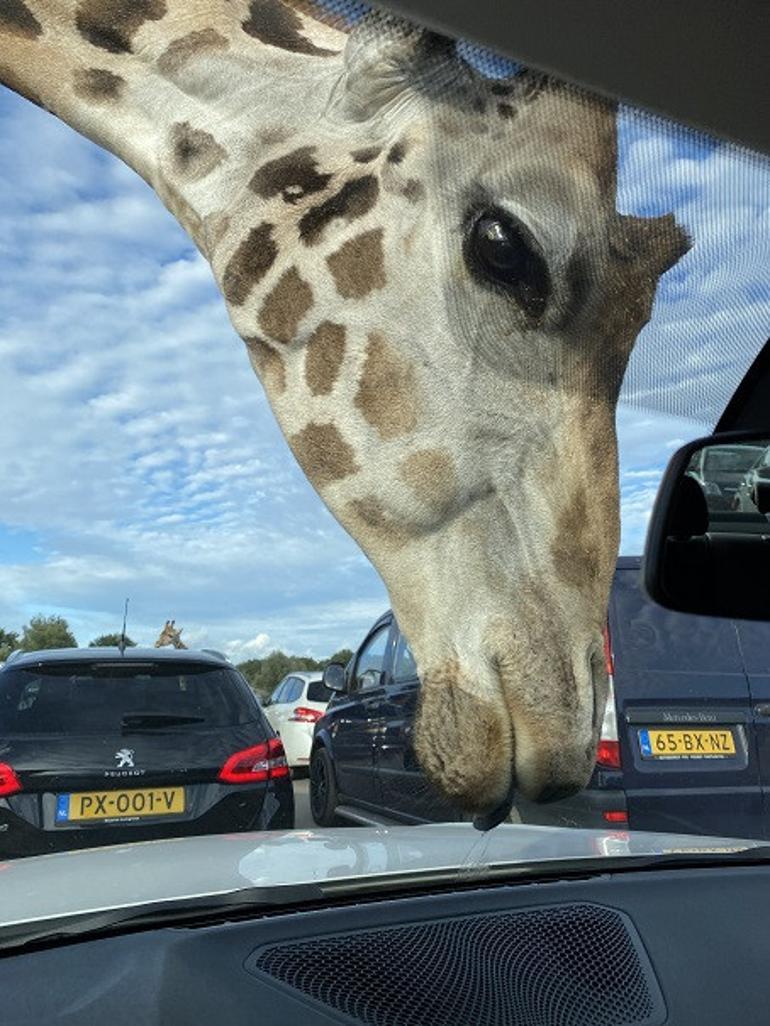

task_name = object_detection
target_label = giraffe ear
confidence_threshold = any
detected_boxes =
[612,212,691,280]
[331,16,441,122]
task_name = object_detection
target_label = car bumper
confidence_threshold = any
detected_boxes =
[515,788,628,831]
[0,780,294,859]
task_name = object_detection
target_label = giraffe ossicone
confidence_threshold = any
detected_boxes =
[0,0,689,814]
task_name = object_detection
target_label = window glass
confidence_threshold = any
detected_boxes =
[0,662,254,734]
[270,680,288,705]
[393,633,418,682]
[354,627,390,690]
[285,678,304,703]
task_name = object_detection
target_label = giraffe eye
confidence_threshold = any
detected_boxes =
[465,208,550,318]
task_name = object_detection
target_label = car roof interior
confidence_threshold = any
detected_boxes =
[373,0,769,154]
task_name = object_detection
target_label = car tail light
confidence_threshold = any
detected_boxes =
[602,810,628,824]
[596,624,621,769]
[0,763,21,798]
[289,706,324,723]
[218,739,290,784]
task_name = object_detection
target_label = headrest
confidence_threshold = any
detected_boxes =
[669,474,709,539]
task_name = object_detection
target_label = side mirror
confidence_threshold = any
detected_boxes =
[322,662,347,693]
[644,431,770,620]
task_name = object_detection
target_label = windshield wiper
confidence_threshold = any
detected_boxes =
[120,712,205,731]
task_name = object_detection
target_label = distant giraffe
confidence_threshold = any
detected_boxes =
[0,1,687,813]
[154,620,187,650]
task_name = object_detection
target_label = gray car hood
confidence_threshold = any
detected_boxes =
[0,823,764,931]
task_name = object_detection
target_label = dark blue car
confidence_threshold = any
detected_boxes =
[310,557,770,839]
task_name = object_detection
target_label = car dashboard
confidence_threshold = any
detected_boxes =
[1,862,768,1025]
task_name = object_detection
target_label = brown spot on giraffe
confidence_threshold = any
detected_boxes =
[250,146,332,206]
[299,176,379,246]
[387,141,407,164]
[258,266,314,344]
[245,337,286,396]
[0,0,42,39]
[73,67,126,102]
[327,228,386,299]
[169,122,226,181]
[242,0,337,57]
[401,449,458,512]
[289,422,359,489]
[202,212,231,254]
[157,27,229,75]
[401,178,425,204]
[348,496,410,548]
[304,321,346,396]
[354,332,419,440]
[75,0,167,55]
[351,146,382,164]
[222,222,277,306]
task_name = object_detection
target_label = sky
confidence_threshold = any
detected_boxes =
[0,15,768,659]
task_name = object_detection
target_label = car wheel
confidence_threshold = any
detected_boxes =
[310,746,340,827]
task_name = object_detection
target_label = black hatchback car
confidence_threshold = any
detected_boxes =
[0,647,294,858]
[311,558,770,839]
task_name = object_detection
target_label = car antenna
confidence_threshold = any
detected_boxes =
[118,598,129,656]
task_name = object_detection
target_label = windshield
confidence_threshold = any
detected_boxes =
[0,0,769,900]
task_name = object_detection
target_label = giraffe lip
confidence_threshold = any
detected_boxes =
[472,780,516,832]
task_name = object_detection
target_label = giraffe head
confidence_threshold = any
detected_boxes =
[0,1,688,814]
[154,620,187,649]
[202,14,689,812]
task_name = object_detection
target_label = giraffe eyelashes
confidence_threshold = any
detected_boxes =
[464,207,551,319]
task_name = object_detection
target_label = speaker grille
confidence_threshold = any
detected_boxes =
[249,902,665,1026]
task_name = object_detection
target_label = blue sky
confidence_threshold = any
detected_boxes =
[0,22,768,657]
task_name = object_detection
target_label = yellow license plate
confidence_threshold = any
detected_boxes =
[639,728,736,758]
[57,787,185,823]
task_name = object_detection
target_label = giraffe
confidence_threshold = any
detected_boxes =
[0,0,688,816]
[154,620,188,649]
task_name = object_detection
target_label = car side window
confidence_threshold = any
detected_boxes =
[271,679,289,705]
[285,678,303,703]
[392,631,418,682]
[354,626,391,691]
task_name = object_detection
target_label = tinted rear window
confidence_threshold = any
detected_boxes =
[0,661,256,734]
[307,680,333,703]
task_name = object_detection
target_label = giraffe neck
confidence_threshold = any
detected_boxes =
[0,1,348,251]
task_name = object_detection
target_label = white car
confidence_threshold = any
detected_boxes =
[263,671,333,772]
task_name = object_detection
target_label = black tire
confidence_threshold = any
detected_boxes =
[310,746,341,827]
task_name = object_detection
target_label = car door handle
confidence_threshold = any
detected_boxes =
[754,704,770,718]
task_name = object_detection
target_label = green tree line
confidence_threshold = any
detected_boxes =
[1,616,353,700]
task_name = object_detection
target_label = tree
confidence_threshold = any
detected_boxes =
[0,628,20,662]
[328,648,353,667]
[21,614,77,652]
[89,633,137,648]
[237,649,327,700]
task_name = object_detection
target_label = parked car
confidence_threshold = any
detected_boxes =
[0,646,294,858]
[686,443,766,511]
[263,671,334,774]
[731,443,770,513]
[310,556,770,839]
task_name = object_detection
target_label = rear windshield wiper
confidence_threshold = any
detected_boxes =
[120,712,206,731]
